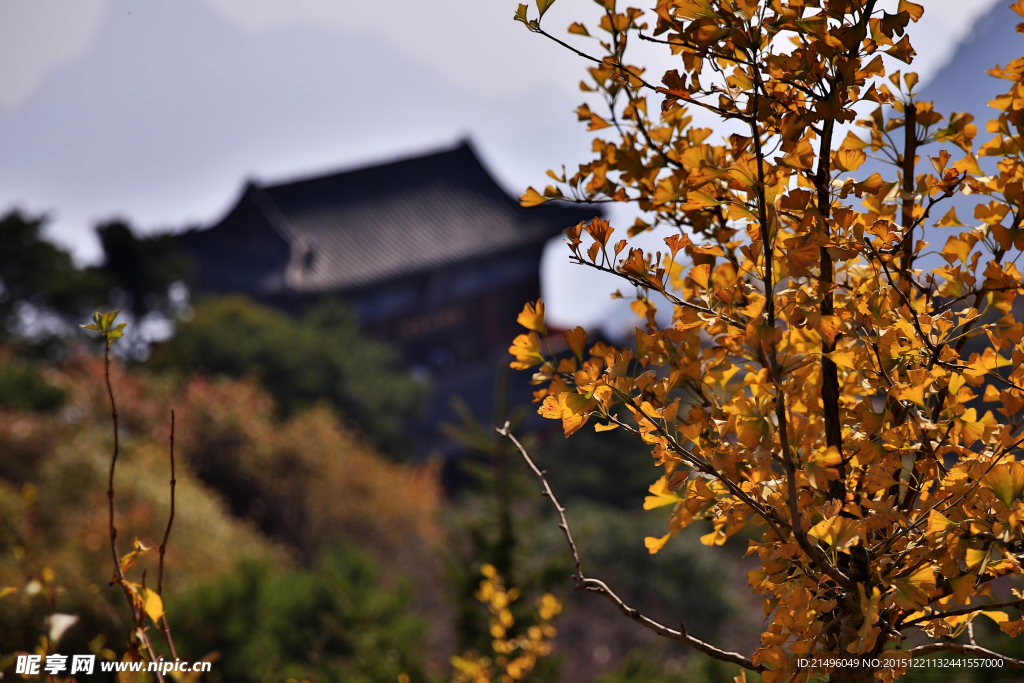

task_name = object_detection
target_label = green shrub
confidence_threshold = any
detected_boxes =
[0,359,65,411]
[171,545,433,683]
[148,295,427,457]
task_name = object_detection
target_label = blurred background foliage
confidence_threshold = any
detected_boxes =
[171,547,432,683]
[148,295,427,458]
[1,210,765,681]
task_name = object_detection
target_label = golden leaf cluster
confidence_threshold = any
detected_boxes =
[511,0,1024,679]
[450,565,561,683]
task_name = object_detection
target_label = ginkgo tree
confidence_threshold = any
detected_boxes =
[506,0,1024,681]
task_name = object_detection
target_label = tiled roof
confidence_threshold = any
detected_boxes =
[218,141,598,294]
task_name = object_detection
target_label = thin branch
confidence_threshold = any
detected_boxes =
[157,410,178,660]
[862,238,937,356]
[568,255,747,330]
[101,342,165,683]
[157,410,176,596]
[930,246,1007,421]
[933,286,1021,315]
[496,423,583,583]
[104,343,123,585]
[578,576,760,668]
[636,31,754,67]
[495,423,760,672]
[530,25,749,122]
[102,343,138,627]
[902,599,1024,627]
[137,631,167,683]
[620,403,792,539]
[774,384,852,589]
[878,172,967,257]
[869,450,1014,557]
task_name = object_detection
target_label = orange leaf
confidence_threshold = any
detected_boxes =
[564,326,586,360]
[517,300,547,335]
[520,187,551,207]
[982,462,1024,507]
[898,0,924,21]
[834,147,866,172]
[644,476,679,510]
[690,263,711,289]
[935,207,968,228]
[509,332,545,370]
[645,534,670,554]
[118,539,152,576]
[819,315,843,345]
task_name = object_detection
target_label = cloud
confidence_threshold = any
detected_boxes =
[0,0,1009,328]
[0,0,110,111]
[199,0,594,98]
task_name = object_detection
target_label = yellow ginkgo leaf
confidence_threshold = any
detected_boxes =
[834,147,866,172]
[935,206,968,227]
[819,315,843,345]
[520,186,550,207]
[644,534,670,554]
[564,326,586,360]
[643,476,679,510]
[982,462,1024,507]
[509,332,545,370]
[926,510,957,538]
[825,349,857,369]
[517,300,547,335]
[689,263,711,289]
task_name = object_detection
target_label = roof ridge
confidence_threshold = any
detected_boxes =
[184,141,600,296]
[257,139,477,193]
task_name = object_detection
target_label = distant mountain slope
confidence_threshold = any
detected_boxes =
[921,2,1022,128]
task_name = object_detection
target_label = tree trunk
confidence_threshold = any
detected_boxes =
[827,593,881,683]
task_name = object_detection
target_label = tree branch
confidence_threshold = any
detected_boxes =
[101,341,166,683]
[774,384,852,589]
[495,423,760,672]
[902,599,1024,627]
[529,26,750,122]
[567,255,747,330]
[102,343,137,624]
[157,410,178,660]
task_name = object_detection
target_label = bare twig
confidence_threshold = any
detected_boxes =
[496,422,760,672]
[139,631,167,683]
[496,424,584,582]
[932,286,1021,315]
[102,344,133,616]
[100,343,166,683]
[157,410,178,659]
[528,26,749,122]
[157,411,176,596]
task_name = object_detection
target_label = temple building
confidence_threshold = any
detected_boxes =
[177,141,597,454]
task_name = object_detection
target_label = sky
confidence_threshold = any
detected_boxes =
[0,0,1010,331]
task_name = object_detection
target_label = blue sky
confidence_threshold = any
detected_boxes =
[0,0,1010,330]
